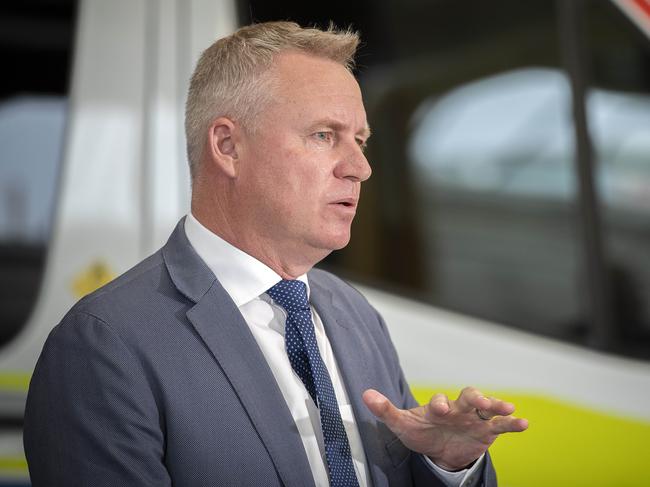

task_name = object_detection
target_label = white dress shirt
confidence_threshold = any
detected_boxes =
[184,213,482,487]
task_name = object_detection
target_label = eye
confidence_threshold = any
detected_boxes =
[313,131,334,143]
[356,138,368,152]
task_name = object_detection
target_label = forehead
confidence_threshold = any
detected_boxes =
[272,51,357,87]
[266,51,367,125]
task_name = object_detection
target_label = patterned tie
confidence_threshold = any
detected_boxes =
[267,280,359,487]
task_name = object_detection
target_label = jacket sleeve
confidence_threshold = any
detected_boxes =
[24,311,171,487]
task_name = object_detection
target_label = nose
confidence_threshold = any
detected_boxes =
[334,143,372,182]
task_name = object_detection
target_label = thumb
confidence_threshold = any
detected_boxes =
[362,389,402,429]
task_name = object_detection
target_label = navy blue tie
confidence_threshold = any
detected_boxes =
[267,280,359,487]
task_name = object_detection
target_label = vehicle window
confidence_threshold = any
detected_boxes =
[0,1,77,347]
[404,67,582,340]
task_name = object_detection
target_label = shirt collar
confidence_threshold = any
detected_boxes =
[184,213,310,307]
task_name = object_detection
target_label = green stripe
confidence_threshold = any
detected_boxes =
[412,386,650,487]
[0,373,30,392]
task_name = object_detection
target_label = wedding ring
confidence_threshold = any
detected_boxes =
[475,408,492,421]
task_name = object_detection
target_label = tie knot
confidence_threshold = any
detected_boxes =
[267,279,309,313]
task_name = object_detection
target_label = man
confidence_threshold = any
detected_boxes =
[24,22,527,486]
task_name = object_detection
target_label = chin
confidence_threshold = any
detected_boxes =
[306,221,354,255]
[324,232,352,251]
[306,231,351,255]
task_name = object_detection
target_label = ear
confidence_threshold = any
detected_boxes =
[206,117,239,178]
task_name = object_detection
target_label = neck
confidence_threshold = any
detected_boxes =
[190,203,327,281]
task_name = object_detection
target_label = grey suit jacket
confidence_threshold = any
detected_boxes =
[24,220,496,486]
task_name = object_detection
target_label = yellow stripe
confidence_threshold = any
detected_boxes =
[0,373,30,392]
[0,456,27,471]
[411,386,650,487]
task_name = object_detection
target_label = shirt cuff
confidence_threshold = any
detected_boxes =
[421,454,485,487]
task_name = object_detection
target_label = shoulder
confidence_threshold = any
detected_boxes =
[74,250,168,315]
[57,248,187,346]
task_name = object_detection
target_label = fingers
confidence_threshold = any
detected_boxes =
[362,389,403,430]
[490,399,515,416]
[490,416,529,434]
[456,387,516,418]
[454,387,529,434]
[456,387,491,413]
[363,387,529,438]
[427,393,451,417]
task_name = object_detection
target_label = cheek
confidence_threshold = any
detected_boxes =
[247,140,330,207]
[277,158,322,196]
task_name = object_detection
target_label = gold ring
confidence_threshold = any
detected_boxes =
[475,408,491,421]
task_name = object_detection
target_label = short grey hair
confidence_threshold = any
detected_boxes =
[184,21,360,181]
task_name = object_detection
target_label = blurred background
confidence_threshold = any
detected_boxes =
[1,0,649,485]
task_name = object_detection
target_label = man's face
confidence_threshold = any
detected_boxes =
[235,51,371,263]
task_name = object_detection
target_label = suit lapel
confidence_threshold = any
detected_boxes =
[309,278,391,487]
[163,220,315,487]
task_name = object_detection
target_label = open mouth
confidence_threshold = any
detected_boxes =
[333,198,357,208]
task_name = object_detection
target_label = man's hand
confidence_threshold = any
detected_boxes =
[362,387,528,471]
